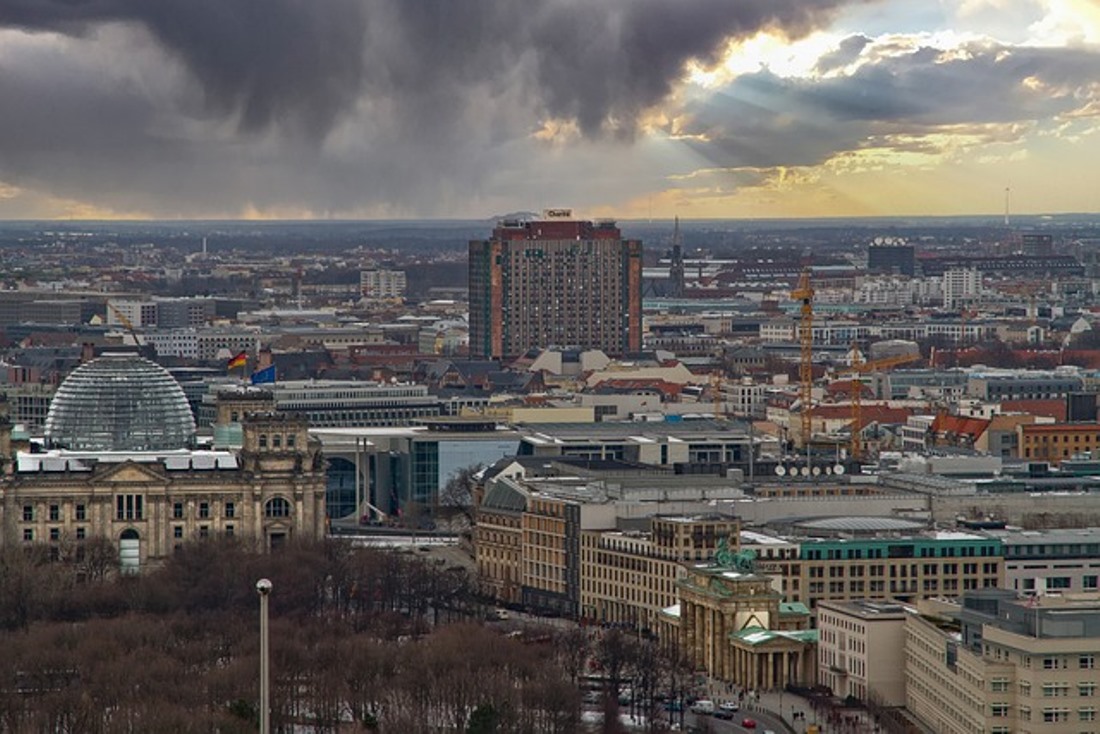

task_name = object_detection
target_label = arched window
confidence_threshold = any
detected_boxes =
[259,434,268,449]
[273,435,282,448]
[287,434,296,448]
[265,497,291,518]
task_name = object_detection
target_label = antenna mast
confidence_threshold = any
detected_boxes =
[670,215,685,298]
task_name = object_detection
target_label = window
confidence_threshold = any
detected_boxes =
[1044,656,1064,670]
[1081,683,1097,697]
[264,497,291,518]
[273,435,281,448]
[23,528,33,542]
[75,527,85,540]
[286,434,296,448]
[49,528,60,542]
[225,525,235,537]
[1081,708,1097,722]
[173,502,184,519]
[991,703,1010,717]
[22,504,33,522]
[199,502,210,519]
[1043,708,1069,723]
[1049,576,1072,589]
[225,502,236,519]
[259,434,268,449]
[991,680,1009,693]
[49,504,60,521]
[1085,575,1099,590]
[1043,683,1070,697]
[75,504,86,521]
[199,526,209,539]
[1081,655,1095,670]
[173,526,183,539]
[115,494,143,521]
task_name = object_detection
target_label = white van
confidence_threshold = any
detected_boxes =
[690,700,716,715]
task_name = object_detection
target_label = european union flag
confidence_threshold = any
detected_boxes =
[250,365,276,384]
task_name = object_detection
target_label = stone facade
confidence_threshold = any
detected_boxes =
[0,411,326,570]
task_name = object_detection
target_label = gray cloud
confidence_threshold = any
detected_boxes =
[0,0,871,140]
[0,0,872,216]
[676,41,1100,171]
[814,33,870,74]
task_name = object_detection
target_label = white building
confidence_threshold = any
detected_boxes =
[360,269,407,300]
[942,268,981,309]
[991,528,1100,596]
[107,299,158,328]
[817,600,913,706]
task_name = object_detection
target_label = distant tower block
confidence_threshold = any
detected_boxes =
[468,212,643,359]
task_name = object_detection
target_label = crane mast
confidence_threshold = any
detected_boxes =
[791,268,814,448]
[836,350,921,460]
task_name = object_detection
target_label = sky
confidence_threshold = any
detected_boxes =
[0,0,1098,221]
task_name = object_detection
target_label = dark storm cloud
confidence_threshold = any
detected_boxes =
[0,0,878,215]
[678,42,1100,170]
[0,0,866,139]
[0,0,368,136]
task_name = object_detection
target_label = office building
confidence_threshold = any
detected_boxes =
[907,590,1100,734]
[468,211,643,359]
[817,600,912,706]
[753,528,1003,609]
[1017,422,1100,464]
[867,242,916,276]
[992,528,1100,595]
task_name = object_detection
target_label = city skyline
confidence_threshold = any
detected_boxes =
[0,0,1097,221]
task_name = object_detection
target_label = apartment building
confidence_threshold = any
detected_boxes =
[359,269,407,300]
[906,590,1100,734]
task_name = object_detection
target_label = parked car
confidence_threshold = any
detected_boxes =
[690,699,716,715]
[719,702,740,713]
[741,717,758,729]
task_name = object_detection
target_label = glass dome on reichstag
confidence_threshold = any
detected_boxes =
[45,353,196,452]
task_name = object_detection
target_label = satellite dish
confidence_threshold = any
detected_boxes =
[812,466,821,476]
[834,464,846,475]
[775,465,787,476]
[800,466,811,477]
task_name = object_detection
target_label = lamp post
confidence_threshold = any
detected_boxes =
[256,578,273,734]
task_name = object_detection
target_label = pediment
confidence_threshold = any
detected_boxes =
[94,461,168,484]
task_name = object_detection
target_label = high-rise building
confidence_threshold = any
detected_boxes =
[360,269,407,300]
[468,211,643,359]
[867,242,916,276]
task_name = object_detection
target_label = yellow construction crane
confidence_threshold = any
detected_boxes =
[790,269,814,447]
[106,301,143,347]
[836,349,920,460]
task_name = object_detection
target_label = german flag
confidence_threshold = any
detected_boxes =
[227,351,248,370]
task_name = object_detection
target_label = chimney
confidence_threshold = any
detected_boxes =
[80,342,96,363]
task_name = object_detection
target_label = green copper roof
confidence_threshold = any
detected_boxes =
[731,626,819,647]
